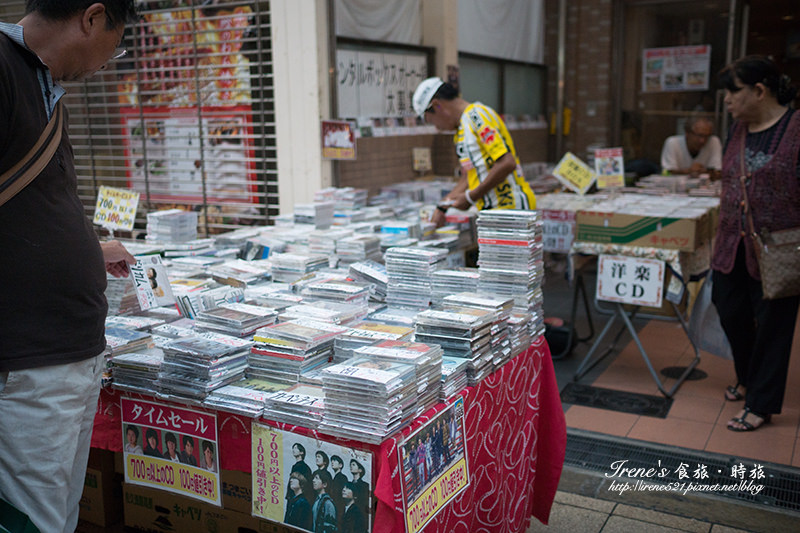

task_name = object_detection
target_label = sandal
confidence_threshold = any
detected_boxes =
[724,383,744,402]
[727,407,771,432]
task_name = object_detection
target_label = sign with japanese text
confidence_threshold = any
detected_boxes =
[130,254,175,310]
[93,186,139,231]
[251,422,374,532]
[121,397,221,506]
[642,45,711,93]
[336,48,428,118]
[321,120,356,160]
[398,397,469,533]
[596,255,665,308]
[552,152,596,195]
[593,147,625,189]
[542,209,576,253]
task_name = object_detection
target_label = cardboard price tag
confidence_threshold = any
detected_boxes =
[552,152,596,195]
[93,186,139,231]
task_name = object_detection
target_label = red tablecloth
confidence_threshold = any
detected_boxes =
[93,336,566,531]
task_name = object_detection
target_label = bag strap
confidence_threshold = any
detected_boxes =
[0,100,64,208]
[738,132,758,241]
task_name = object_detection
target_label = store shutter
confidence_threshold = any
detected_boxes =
[1,1,279,235]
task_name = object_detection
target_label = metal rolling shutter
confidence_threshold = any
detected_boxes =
[2,1,278,236]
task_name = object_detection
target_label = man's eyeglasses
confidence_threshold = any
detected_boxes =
[111,48,127,60]
[424,105,435,115]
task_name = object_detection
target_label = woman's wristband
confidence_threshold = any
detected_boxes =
[465,189,476,206]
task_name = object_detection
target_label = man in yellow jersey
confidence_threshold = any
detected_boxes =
[412,77,536,227]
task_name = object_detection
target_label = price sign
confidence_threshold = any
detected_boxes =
[596,254,665,308]
[93,186,139,231]
[552,152,596,195]
[594,147,625,189]
[542,209,576,253]
[412,147,432,172]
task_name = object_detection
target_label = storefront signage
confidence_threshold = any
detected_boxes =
[121,397,221,506]
[93,186,139,232]
[398,397,469,533]
[596,254,665,308]
[251,422,374,532]
[642,45,711,92]
[552,152,596,195]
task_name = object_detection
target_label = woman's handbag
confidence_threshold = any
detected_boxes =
[739,148,800,300]
[0,101,63,208]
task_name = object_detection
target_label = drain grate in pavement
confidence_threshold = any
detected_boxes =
[565,429,800,513]
[560,382,672,418]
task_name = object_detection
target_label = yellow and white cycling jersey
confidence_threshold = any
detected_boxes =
[454,102,536,210]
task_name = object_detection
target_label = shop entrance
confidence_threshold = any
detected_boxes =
[614,0,799,172]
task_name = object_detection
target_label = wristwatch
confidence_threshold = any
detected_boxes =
[435,204,448,214]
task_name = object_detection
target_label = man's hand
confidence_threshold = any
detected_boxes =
[101,240,136,278]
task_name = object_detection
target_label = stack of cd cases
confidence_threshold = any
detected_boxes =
[442,293,514,369]
[270,253,329,283]
[430,268,480,307]
[248,319,348,385]
[156,336,251,404]
[348,260,388,302]
[110,348,164,394]
[336,234,382,265]
[263,383,326,429]
[509,312,533,356]
[352,340,443,416]
[414,307,497,386]
[333,322,415,361]
[440,356,469,400]
[385,246,448,309]
[476,209,545,336]
[319,357,418,444]
[203,377,290,418]
[195,302,278,337]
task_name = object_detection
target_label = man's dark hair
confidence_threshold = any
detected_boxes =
[202,440,214,454]
[331,454,343,466]
[343,481,359,501]
[164,432,177,445]
[145,428,158,442]
[292,442,306,458]
[314,469,333,488]
[431,82,459,102]
[182,435,193,448]
[25,0,138,27]
[126,425,139,438]
[315,450,329,467]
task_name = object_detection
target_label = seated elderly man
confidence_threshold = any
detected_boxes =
[660,116,722,175]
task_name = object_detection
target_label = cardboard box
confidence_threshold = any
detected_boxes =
[576,210,712,251]
[80,449,123,527]
[221,469,253,515]
[123,483,303,533]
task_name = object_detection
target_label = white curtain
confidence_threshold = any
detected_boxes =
[458,0,544,63]
[335,0,422,45]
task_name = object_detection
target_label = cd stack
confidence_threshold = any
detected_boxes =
[278,300,367,325]
[308,227,354,264]
[319,357,418,444]
[146,209,198,243]
[333,323,416,361]
[270,253,329,283]
[294,202,335,229]
[366,306,419,327]
[195,302,278,337]
[105,315,167,332]
[476,209,545,337]
[300,279,372,308]
[353,340,442,416]
[105,326,154,356]
[440,356,469,400]
[162,238,216,258]
[334,187,368,209]
[442,293,514,369]
[414,307,496,386]
[385,247,449,309]
[348,260,388,302]
[336,234,382,265]
[157,336,251,404]
[245,284,305,311]
[208,259,271,287]
[204,378,290,418]
[430,268,480,307]
[110,349,163,394]
[262,383,326,429]
[248,320,348,385]
[508,312,532,356]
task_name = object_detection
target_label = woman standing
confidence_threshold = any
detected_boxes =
[712,55,800,432]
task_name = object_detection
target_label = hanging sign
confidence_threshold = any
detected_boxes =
[642,45,711,92]
[596,254,665,308]
[93,186,139,231]
[552,152,596,195]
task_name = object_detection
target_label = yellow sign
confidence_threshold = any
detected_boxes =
[125,455,219,505]
[93,186,139,231]
[552,152,596,195]
[406,458,469,533]
[251,422,284,522]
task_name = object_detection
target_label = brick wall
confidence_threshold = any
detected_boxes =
[338,128,549,195]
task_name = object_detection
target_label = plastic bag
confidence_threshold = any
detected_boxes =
[687,274,733,360]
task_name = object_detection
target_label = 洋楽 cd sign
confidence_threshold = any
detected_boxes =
[596,254,665,308]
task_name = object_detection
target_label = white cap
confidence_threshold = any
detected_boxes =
[412,77,445,117]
